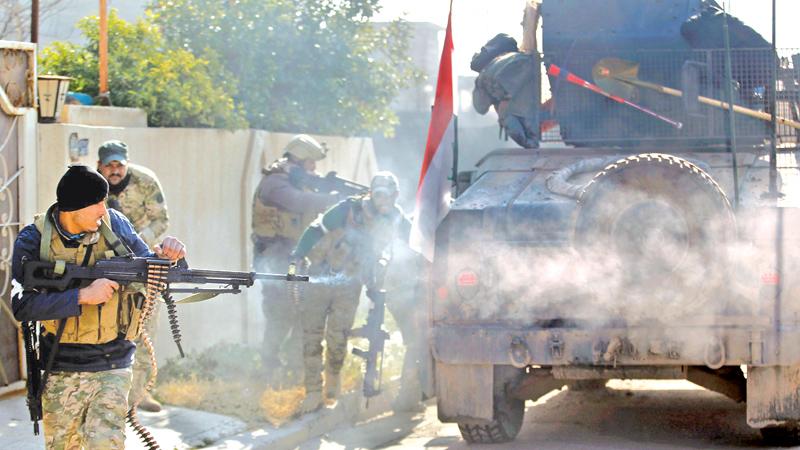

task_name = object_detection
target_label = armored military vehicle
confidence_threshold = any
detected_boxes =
[432,0,800,444]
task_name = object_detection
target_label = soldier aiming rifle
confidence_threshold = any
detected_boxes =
[252,134,365,388]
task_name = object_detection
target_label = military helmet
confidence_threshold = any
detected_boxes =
[284,134,327,161]
[370,171,400,195]
[368,171,400,216]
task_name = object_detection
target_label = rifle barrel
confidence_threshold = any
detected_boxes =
[254,272,310,282]
[170,269,307,285]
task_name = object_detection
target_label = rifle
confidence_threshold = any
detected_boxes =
[350,258,390,398]
[314,172,369,197]
[22,321,41,435]
[289,166,368,197]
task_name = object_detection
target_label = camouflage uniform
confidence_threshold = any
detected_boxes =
[252,158,337,382]
[299,275,362,399]
[13,204,151,449]
[292,192,411,404]
[107,163,169,248]
[106,163,169,406]
[43,369,132,450]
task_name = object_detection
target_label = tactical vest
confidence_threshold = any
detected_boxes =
[33,206,146,344]
[308,197,402,279]
[252,159,319,242]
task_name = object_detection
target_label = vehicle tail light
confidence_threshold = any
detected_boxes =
[457,270,478,287]
[456,269,480,299]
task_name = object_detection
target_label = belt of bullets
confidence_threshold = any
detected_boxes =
[125,262,169,450]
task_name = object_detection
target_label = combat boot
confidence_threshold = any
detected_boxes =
[137,392,163,413]
[300,390,323,414]
[324,370,341,406]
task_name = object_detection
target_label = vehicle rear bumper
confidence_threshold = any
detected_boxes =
[432,321,800,367]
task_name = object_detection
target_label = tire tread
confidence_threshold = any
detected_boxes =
[458,420,516,444]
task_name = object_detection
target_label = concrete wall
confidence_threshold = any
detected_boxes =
[36,123,378,361]
[18,110,39,234]
[62,105,148,128]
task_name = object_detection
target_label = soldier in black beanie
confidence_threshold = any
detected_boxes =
[56,165,109,212]
[9,165,187,449]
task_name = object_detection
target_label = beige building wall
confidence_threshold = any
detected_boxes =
[36,123,378,361]
[61,105,148,128]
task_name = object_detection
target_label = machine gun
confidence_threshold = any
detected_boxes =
[20,256,308,435]
[22,256,307,293]
[22,256,308,356]
[350,258,390,398]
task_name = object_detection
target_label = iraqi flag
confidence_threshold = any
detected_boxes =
[410,2,455,262]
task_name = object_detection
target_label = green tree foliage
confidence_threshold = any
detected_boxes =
[149,0,420,136]
[39,10,248,128]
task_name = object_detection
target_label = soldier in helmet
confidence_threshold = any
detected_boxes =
[252,134,340,386]
[96,140,169,413]
[289,171,412,413]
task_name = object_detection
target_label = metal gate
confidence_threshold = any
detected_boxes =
[0,42,36,387]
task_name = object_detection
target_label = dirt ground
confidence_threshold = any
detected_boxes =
[154,335,406,427]
[304,380,789,450]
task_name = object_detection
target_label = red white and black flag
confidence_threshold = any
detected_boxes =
[410,1,455,261]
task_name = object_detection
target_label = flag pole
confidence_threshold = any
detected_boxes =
[451,114,459,196]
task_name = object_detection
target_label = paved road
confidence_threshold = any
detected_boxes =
[302,380,786,450]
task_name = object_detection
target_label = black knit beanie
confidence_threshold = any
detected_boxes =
[56,165,109,212]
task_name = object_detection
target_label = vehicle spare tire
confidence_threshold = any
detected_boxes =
[574,153,736,320]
